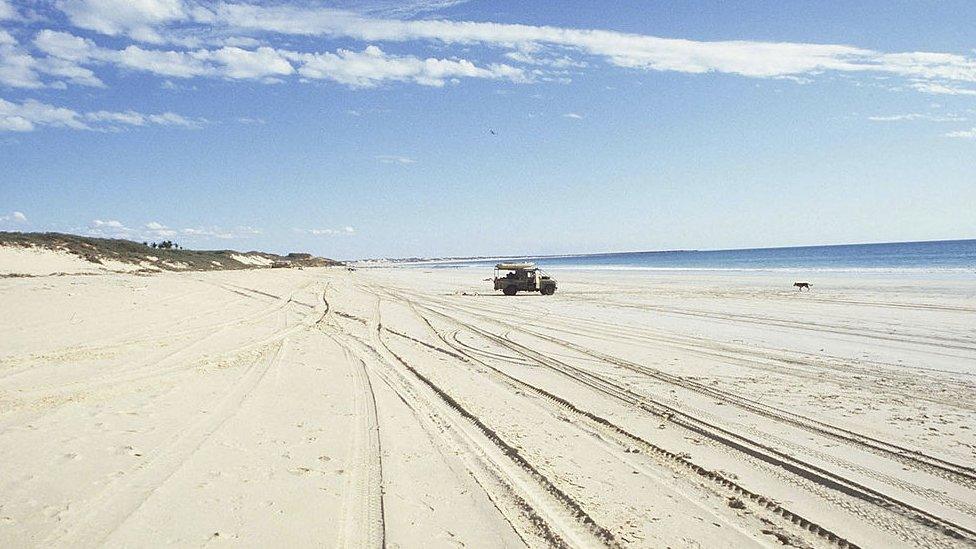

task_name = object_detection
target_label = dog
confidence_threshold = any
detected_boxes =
[793,282,811,291]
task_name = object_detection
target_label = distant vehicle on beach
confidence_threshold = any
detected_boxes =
[493,263,557,295]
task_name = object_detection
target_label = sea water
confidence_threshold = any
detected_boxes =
[426,239,976,274]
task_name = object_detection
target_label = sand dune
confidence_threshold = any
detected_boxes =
[0,246,139,276]
[0,267,973,547]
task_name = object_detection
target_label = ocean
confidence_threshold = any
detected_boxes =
[423,239,976,274]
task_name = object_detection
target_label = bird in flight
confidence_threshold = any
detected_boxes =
[488,129,496,135]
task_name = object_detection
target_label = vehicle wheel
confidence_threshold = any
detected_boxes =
[542,286,555,295]
[503,286,517,296]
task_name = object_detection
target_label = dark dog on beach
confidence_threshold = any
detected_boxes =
[793,282,811,291]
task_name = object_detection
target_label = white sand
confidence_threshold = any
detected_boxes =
[0,246,106,276]
[0,246,278,277]
[231,254,274,267]
[1,266,974,547]
[0,246,157,276]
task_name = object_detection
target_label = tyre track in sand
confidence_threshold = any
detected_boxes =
[593,299,976,354]
[417,291,976,413]
[39,285,334,547]
[329,337,386,549]
[325,323,561,547]
[390,298,860,548]
[0,281,322,426]
[0,278,315,386]
[382,288,976,548]
[325,296,621,548]
[417,295,976,491]
[0,276,317,377]
[430,290,976,392]
[480,326,976,546]
[517,327,976,489]
[42,339,290,547]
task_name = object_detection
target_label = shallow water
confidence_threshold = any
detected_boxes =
[427,239,976,274]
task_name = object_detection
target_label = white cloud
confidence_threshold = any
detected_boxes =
[235,225,263,236]
[0,38,46,88]
[945,127,976,139]
[26,11,976,96]
[7,4,976,100]
[288,45,526,88]
[35,31,293,83]
[910,81,976,96]
[146,111,202,127]
[34,30,95,62]
[143,221,177,237]
[0,31,103,88]
[212,4,976,89]
[868,113,966,122]
[562,112,582,119]
[197,46,294,79]
[91,219,125,228]
[86,218,133,238]
[0,97,201,132]
[0,0,17,21]
[0,98,88,131]
[179,225,262,239]
[0,57,42,89]
[86,110,148,125]
[80,218,261,240]
[297,226,356,236]
[86,109,202,128]
[358,0,472,17]
[114,44,211,77]
[375,154,416,164]
[504,50,586,69]
[0,211,27,223]
[57,0,190,43]
[37,56,105,87]
[35,31,208,79]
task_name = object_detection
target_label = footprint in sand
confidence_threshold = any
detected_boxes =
[288,466,329,477]
[114,445,143,457]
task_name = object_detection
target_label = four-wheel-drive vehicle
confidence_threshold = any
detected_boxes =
[493,263,557,295]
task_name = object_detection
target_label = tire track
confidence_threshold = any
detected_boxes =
[42,339,289,547]
[420,293,976,410]
[390,290,976,547]
[424,295,976,489]
[0,278,312,385]
[327,296,621,548]
[323,323,567,547]
[333,343,386,549]
[597,299,976,353]
[391,300,860,548]
[521,328,976,489]
[0,281,321,407]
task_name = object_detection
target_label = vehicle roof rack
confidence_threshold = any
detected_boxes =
[495,262,536,270]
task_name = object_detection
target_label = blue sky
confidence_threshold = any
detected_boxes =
[1,0,975,259]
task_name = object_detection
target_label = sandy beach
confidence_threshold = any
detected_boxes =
[1,266,974,548]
